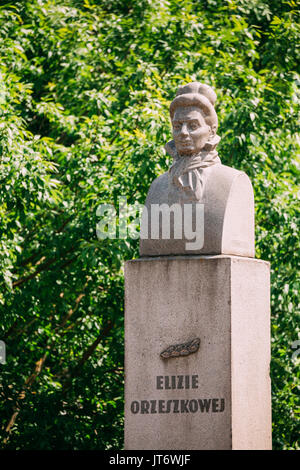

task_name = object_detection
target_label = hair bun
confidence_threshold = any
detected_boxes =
[176,82,217,106]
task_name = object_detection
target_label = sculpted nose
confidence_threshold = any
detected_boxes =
[180,124,189,136]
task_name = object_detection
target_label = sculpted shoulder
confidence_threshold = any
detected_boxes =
[148,171,169,189]
[145,171,169,205]
[211,162,246,179]
[209,163,253,193]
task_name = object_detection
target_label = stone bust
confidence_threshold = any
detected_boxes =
[140,82,255,257]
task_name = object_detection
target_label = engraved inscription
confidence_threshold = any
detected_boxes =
[130,398,225,414]
[130,374,226,415]
[156,375,199,389]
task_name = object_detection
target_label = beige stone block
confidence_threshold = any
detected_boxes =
[124,255,271,450]
[139,165,255,258]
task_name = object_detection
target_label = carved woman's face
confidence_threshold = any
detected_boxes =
[172,106,212,156]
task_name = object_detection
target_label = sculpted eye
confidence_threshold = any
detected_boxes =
[173,123,181,131]
[189,122,199,130]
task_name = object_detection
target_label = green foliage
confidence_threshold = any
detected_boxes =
[0,0,299,449]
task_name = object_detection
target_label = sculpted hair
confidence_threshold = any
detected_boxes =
[170,82,218,130]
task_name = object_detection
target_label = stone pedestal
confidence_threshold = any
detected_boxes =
[124,255,271,450]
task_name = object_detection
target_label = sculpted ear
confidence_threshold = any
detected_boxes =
[209,124,217,140]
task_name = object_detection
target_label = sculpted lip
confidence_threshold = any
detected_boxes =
[177,140,193,146]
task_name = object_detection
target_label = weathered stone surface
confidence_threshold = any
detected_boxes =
[124,255,271,450]
[139,82,255,257]
[140,164,255,257]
